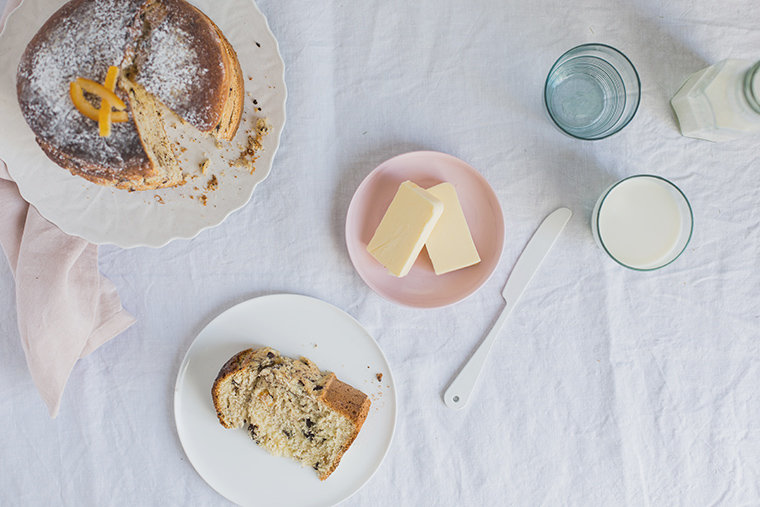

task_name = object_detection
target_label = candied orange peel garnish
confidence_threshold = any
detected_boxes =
[69,83,129,123]
[103,64,118,91]
[69,66,128,137]
[75,78,126,110]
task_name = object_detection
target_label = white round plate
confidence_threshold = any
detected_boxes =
[174,294,397,507]
[0,0,286,248]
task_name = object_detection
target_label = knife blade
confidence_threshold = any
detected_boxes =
[443,207,572,410]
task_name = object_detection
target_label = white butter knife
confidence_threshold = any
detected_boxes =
[444,207,572,410]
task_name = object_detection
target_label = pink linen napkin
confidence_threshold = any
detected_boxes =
[0,0,136,418]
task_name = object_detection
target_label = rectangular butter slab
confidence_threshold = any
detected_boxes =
[425,182,481,275]
[366,181,444,277]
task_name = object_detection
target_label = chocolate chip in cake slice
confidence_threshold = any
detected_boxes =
[247,424,259,443]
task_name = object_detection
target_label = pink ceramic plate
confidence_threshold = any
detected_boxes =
[346,151,504,308]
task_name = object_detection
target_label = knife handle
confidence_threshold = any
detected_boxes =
[443,302,512,410]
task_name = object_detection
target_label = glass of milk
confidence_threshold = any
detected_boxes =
[592,175,693,271]
[545,44,641,140]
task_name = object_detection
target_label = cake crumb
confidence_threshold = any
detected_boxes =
[154,194,164,204]
[231,118,271,173]
[199,194,208,206]
[205,174,218,192]
[199,158,211,175]
[376,373,383,382]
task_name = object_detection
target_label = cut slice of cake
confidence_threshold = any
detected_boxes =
[117,74,184,190]
[212,347,371,481]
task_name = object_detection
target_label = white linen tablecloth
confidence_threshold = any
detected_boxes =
[2,0,760,505]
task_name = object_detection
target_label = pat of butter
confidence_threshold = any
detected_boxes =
[424,182,481,275]
[367,181,444,277]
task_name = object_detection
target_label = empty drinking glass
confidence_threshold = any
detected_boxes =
[545,44,641,140]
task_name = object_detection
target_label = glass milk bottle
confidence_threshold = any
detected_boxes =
[671,59,760,142]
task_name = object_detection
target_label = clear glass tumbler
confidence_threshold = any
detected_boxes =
[545,44,641,140]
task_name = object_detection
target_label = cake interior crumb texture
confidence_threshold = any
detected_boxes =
[119,75,184,188]
[212,347,371,481]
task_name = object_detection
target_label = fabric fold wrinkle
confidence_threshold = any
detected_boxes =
[0,128,135,417]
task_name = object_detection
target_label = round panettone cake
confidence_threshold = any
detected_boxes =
[16,0,244,191]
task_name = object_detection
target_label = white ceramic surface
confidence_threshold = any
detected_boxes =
[174,294,397,507]
[0,0,286,247]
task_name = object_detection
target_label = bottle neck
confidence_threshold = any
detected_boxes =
[744,61,760,115]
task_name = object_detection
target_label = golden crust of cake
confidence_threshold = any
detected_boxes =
[212,347,371,481]
[130,0,244,140]
[16,0,244,191]
[210,22,245,141]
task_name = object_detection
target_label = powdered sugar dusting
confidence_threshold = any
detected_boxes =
[136,23,210,126]
[17,0,148,174]
[17,0,240,185]
[132,0,223,131]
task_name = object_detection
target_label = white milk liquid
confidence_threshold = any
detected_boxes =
[598,178,683,268]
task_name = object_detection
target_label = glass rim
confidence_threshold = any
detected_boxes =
[544,43,641,141]
[743,60,760,114]
[595,174,694,271]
